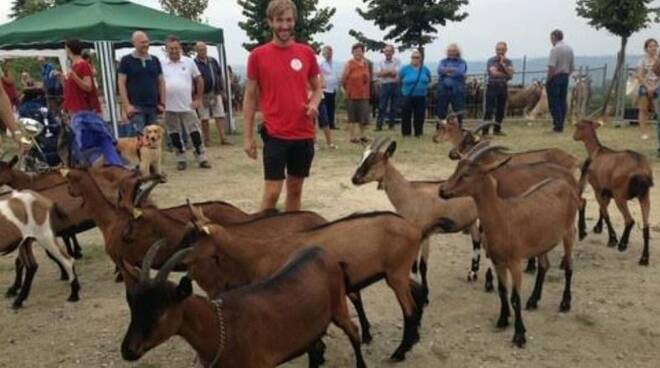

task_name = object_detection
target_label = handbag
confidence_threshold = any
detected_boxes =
[399,66,424,110]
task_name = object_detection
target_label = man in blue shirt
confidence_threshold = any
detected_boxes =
[483,42,514,136]
[37,56,63,116]
[117,31,165,137]
[437,44,467,126]
[194,41,231,146]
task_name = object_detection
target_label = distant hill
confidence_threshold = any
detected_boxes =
[231,54,642,86]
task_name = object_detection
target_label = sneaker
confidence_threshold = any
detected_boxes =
[199,161,212,169]
[641,134,649,140]
[177,162,187,171]
[328,144,338,150]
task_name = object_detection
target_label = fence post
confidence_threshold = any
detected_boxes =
[601,63,607,92]
[521,55,527,85]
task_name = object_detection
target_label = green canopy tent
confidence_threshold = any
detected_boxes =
[0,0,232,136]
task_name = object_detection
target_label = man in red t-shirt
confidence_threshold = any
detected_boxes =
[62,38,101,116]
[243,0,322,211]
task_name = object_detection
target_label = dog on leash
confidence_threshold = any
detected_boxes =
[116,125,165,177]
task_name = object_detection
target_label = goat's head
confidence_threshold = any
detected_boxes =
[120,240,193,362]
[351,137,396,186]
[448,121,496,160]
[439,143,511,199]
[117,170,165,211]
[572,119,602,142]
[0,155,19,185]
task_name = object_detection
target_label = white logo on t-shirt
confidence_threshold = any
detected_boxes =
[290,58,303,71]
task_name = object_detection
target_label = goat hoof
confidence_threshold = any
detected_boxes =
[512,333,527,348]
[525,299,538,310]
[579,231,587,241]
[67,294,80,303]
[593,225,603,234]
[11,300,23,309]
[389,348,407,362]
[484,281,494,293]
[639,257,649,266]
[617,242,628,252]
[362,332,373,345]
[559,301,571,313]
[60,273,70,281]
[467,271,478,282]
[607,239,617,248]
[496,317,509,329]
[72,252,83,260]
[115,273,124,283]
[5,288,19,298]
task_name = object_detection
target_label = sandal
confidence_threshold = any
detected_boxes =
[360,137,370,143]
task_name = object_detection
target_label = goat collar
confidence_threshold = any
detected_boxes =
[199,298,226,368]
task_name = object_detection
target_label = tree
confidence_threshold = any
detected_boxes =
[10,0,72,19]
[576,0,660,117]
[350,0,469,58]
[237,0,336,52]
[159,0,209,22]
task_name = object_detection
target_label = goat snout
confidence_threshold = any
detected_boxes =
[448,149,461,160]
[351,176,363,186]
[121,340,142,361]
[438,187,452,199]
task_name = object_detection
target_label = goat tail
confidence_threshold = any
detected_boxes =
[628,174,654,200]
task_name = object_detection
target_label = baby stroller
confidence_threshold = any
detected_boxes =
[17,87,63,172]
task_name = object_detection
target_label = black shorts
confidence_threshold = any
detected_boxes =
[261,126,315,181]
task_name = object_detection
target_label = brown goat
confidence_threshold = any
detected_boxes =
[181,206,428,361]
[434,117,580,172]
[63,167,279,270]
[573,120,653,265]
[439,145,579,348]
[120,243,366,368]
[351,137,482,285]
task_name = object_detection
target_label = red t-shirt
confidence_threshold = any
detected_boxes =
[63,60,101,114]
[247,42,319,140]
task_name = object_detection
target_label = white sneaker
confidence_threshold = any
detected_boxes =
[641,134,649,140]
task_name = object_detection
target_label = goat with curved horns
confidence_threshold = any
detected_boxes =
[352,136,482,285]
[573,120,653,265]
[439,145,579,347]
[120,242,366,368]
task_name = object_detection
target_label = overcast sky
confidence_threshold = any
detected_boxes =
[1,0,658,64]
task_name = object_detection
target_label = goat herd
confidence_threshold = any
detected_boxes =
[0,117,654,367]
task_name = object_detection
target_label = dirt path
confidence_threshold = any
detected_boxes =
[1,123,659,367]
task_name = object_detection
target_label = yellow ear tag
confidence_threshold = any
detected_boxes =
[202,225,211,235]
[59,168,70,177]
[132,208,143,219]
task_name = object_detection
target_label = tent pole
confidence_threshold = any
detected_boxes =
[95,41,119,138]
[218,41,234,133]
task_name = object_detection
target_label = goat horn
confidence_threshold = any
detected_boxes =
[468,145,509,165]
[140,239,166,283]
[373,137,391,153]
[155,248,192,284]
[464,140,491,157]
[133,179,160,207]
[471,122,498,135]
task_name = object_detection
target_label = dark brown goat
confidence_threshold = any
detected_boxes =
[120,243,366,368]
[181,205,428,361]
[573,120,653,265]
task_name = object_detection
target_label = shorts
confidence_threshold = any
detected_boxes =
[127,106,159,136]
[638,86,658,112]
[346,99,370,125]
[197,93,226,120]
[318,99,330,128]
[260,126,315,181]
[164,111,201,135]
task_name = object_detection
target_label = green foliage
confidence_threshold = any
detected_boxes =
[350,0,469,53]
[10,0,73,19]
[576,0,660,38]
[159,0,209,22]
[237,0,336,52]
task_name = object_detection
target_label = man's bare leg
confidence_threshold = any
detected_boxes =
[215,117,230,144]
[285,176,305,212]
[260,180,284,211]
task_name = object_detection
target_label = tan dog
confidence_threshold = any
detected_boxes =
[116,125,164,177]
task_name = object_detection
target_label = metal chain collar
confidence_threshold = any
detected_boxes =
[206,298,226,368]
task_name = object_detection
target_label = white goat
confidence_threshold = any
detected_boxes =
[1,190,80,309]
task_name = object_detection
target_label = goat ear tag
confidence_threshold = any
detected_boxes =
[59,168,70,177]
[132,208,143,219]
[202,225,211,235]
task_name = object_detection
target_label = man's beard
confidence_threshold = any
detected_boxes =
[274,28,293,42]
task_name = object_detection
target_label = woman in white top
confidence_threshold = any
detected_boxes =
[636,38,658,140]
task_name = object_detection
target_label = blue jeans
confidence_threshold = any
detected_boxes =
[547,74,569,131]
[377,83,398,128]
[436,85,465,126]
[119,106,158,137]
